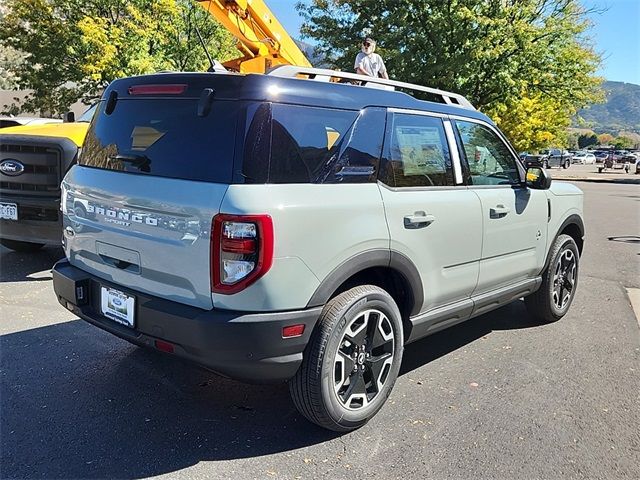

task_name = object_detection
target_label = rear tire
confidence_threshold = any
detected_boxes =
[289,285,404,432]
[563,160,570,169]
[0,239,45,253]
[543,160,549,169]
[525,234,579,323]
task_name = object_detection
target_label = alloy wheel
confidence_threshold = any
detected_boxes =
[552,249,576,310]
[333,309,395,410]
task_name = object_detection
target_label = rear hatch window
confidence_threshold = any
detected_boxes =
[80,97,241,183]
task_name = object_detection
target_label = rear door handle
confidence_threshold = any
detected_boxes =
[490,205,511,218]
[404,212,436,229]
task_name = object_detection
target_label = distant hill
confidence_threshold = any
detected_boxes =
[575,80,640,134]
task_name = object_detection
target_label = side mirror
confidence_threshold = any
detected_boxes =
[63,111,75,123]
[525,166,551,190]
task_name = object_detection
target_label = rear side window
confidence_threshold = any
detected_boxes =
[80,99,239,183]
[242,104,384,184]
[380,113,453,187]
[269,104,358,183]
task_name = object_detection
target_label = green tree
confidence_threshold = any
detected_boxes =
[613,136,634,149]
[578,132,598,149]
[298,0,603,152]
[0,6,21,90]
[0,44,22,90]
[0,0,235,115]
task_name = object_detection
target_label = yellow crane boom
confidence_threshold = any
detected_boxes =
[195,0,312,73]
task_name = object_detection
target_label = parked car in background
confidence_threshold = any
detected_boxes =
[571,152,596,164]
[0,116,62,129]
[594,151,610,163]
[539,148,571,169]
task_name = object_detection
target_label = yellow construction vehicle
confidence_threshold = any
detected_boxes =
[195,0,311,73]
[0,0,311,251]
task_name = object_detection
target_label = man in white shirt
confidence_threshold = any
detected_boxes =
[354,38,389,79]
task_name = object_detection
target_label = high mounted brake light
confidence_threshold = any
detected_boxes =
[211,214,274,294]
[128,84,187,95]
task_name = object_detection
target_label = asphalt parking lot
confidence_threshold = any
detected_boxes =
[1,181,639,480]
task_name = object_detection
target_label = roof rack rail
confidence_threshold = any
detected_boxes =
[267,65,475,110]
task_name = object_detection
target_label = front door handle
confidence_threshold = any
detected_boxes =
[404,212,436,229]
[490,204,511,218]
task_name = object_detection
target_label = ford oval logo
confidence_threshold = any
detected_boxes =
[0,159,25,176]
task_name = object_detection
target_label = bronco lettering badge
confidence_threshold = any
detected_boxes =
[83,202,159,226]
[0,159,25,176]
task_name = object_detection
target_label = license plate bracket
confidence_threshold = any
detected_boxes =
[100,286,135,328]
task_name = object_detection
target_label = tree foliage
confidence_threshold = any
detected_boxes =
[298,0,603,151]
[597,133,614,145]
[0,0,236,115]
[578,132,598,148]
[612,135,634,149]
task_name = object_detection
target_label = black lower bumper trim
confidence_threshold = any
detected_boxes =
[52,259,321,383]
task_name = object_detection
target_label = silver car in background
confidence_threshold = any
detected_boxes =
[572,151,596,164]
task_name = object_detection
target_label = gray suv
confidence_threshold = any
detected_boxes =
[53,67,584,431]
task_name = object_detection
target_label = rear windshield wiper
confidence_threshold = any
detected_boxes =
[110,154,151,172]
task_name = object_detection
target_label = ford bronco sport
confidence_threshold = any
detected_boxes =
[52,67,584,432]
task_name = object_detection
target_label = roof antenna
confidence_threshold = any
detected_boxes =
[193,21,217,72]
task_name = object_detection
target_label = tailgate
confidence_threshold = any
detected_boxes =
[63,166,227,309]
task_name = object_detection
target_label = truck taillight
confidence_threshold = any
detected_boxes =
[211,214,274,294]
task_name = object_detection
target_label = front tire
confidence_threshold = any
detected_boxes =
[563,160,570,169]
[290,285,404,432]
[525,234,579,323]
[0,239,45,252]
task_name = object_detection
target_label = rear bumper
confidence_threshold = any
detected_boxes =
[52,259,322,383]
[0,194,61,245]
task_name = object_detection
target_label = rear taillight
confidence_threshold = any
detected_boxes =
[211,214,274,294]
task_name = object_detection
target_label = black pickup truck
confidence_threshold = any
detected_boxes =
[522,148,571,170]
[539,149,572,169]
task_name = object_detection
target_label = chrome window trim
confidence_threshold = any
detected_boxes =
[387,107,449,119]
[378,181,464,193]
[443,120,463,185]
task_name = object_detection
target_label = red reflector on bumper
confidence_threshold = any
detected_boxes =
[282,324,305,338]
[155,340,175,353]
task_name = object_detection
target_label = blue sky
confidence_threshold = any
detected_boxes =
[268,0,639,85]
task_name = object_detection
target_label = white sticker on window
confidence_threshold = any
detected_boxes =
[395,126,446,176]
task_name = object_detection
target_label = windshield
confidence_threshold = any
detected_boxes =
[77,104,98,123]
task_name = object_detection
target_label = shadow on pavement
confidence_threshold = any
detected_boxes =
[0,246,64,283]
[0,299,543,479]
[401,300,539,375]
[607,235,640,245]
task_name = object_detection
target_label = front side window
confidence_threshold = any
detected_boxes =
[380,113,453,187]
[454,120,520,186]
